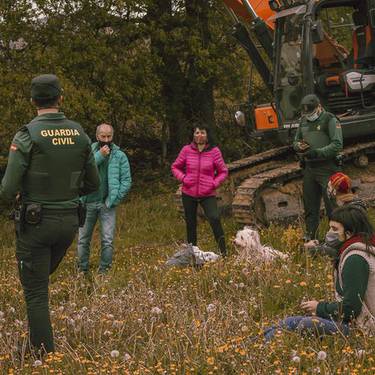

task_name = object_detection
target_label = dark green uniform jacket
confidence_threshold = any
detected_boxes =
[0,112,99,208]
[293,111,343,161]
[317,254,369,323]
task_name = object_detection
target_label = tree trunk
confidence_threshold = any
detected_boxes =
[185,0,215,128]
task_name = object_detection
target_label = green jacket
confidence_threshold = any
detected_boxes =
[293,110,343,160]
[82,142,131,208]
[317,254,369,323]
[0,112,100,208]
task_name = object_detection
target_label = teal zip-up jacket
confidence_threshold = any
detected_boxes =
[82,142,132,208]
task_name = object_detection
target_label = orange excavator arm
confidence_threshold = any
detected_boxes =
[222,0,276,29]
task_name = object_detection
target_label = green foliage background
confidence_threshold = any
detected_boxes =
[0,0,259,176]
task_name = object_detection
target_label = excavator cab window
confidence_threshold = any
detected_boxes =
[312,3,375,114]
[274,12,304,122]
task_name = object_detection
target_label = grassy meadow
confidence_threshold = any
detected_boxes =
[1,190,375,374]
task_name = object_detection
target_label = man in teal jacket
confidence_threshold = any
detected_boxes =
[77,123,132,273]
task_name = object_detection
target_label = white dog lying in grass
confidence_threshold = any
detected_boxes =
[234,227,288,262]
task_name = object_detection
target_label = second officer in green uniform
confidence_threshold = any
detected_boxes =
[294,94,343,241]
[0,74,100,354]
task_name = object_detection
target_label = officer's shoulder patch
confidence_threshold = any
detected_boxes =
[18,125,29,132]
[10,143,18,152]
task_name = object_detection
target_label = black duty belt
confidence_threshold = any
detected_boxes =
[42,207,78,214]
[305,159,335,168]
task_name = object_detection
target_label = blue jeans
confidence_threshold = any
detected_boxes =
[77,202,116,272]
[263,316,349,341]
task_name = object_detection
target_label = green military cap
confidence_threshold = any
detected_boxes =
[301,94,320,114]
[31,74,61,100]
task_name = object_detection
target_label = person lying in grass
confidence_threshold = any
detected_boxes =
[264,205,375,341]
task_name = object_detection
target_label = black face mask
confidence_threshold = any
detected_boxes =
[98,141,112,148]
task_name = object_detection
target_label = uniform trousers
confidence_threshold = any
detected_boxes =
[303,162,338,239]
[182,193,226,256]
[16,209,79,353]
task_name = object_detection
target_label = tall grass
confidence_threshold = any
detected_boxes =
[0,193,373,374]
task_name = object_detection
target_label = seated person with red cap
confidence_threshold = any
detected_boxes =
[327,172,366,209]
[305,172,366,257]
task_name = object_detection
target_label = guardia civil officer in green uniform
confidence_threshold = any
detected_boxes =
[293,94,343,241]
[0,74,100,354]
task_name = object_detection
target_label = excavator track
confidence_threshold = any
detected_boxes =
[232,141,375,225]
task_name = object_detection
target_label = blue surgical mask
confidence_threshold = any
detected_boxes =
[325,231,344,249]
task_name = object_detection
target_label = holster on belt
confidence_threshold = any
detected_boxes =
[9,201,26,235]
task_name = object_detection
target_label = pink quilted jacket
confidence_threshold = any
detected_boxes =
[171,143,228,198]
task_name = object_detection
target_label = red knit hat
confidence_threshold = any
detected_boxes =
[329,172,351,194]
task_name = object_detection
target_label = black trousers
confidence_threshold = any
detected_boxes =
[181,193,226,255]
[16,209,79,353]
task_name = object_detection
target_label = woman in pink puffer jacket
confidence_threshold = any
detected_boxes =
[172,126,228,256]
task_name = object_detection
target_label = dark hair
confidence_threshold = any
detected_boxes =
[33,96,60,109]
[190,125,216,146]
[331,205,374,243]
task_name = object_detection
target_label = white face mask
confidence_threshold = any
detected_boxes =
[306,107,322,122]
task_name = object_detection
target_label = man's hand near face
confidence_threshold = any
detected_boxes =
[100,145,111,157]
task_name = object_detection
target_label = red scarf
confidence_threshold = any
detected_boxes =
[339,234,375,256]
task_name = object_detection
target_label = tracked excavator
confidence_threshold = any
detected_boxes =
[176,0,375,226]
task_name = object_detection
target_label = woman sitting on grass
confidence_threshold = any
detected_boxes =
[264,205,375,341]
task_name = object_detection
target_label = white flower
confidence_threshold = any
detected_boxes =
[238,282,245,288]
[206,303,216,313]
[151,307,162,315]
[317,351,327,361]
[104,330,112,336]
[356,349,366,359]
[292,356,301,363]
[8,307,15,313]
[124,353,131,361]
[112,320,122,328]
[110,350,120,358]
[33,360,42,367]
